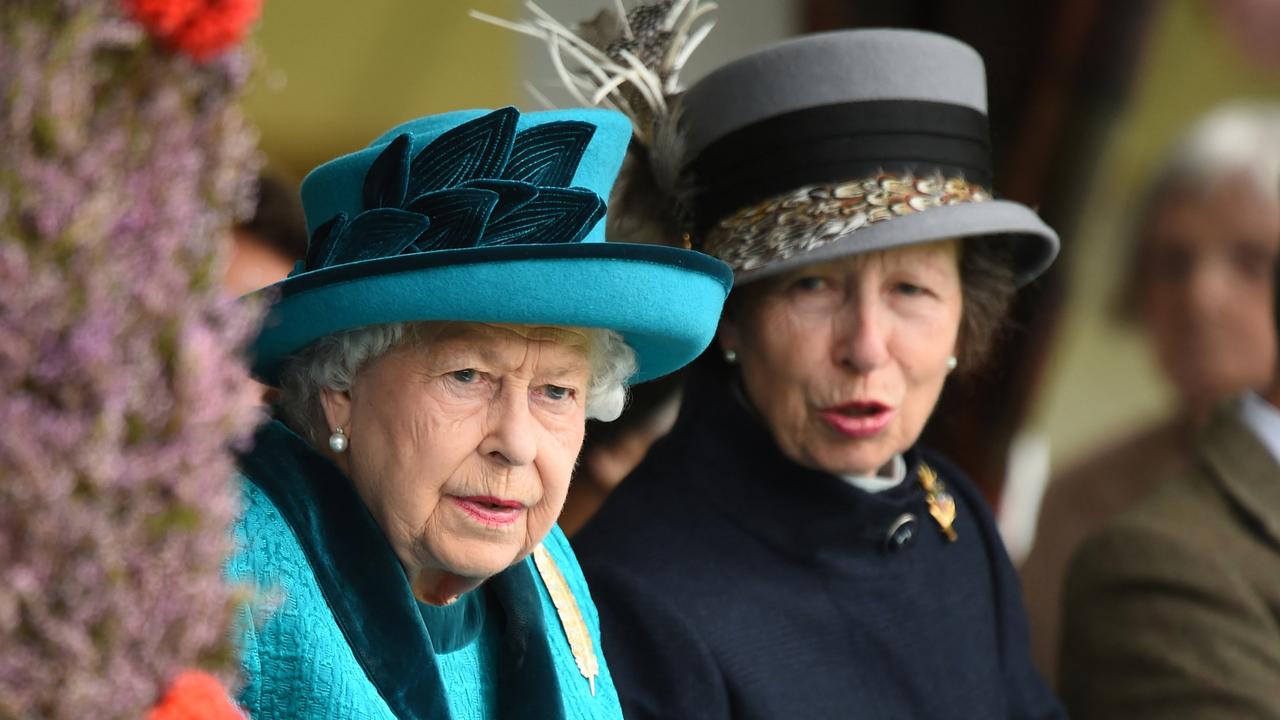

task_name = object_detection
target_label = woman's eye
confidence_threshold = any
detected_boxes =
[450,369,477,383]
[793,276,828,292]
[543,384,573,401]
[894,282,927,297]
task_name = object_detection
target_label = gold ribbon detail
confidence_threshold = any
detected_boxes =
[533,544,600,696]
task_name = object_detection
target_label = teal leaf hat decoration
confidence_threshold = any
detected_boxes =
[459,179,538,221]
[300,107,606,272]
[407,107,519,197]
[302,212,347,270]
[364,133,411,210]
[503,121,595,186]
[482,188,603,246]
[327,210,430,265]
[408,188,500,251]
[247,106,733,388]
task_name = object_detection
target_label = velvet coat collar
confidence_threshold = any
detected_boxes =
[238,420,565,720]
[664,364,934,559]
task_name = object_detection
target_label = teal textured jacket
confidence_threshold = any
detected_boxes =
[224,421,621,720]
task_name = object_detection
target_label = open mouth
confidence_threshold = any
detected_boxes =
[452,496,525,526]
[829,401,889,417]
[819,400,895,438]
[472,497,521,510]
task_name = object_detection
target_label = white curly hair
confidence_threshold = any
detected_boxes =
[277,322,638,443]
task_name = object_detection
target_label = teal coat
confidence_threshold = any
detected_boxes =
[225,421,621,720]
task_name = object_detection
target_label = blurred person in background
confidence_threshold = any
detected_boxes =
[223,174,308,297]
[224,174,308,404]
[1020,102,1280,684]
[1059,246,1280,719]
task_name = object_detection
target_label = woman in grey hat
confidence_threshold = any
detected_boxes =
[490,7,1065,717]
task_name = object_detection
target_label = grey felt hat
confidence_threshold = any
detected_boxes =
[678,28,1059,286]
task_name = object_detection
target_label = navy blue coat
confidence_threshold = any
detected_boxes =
[574,371,1064,719]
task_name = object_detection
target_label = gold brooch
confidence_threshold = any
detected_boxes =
[918,464,958,541]
[533,544,600,696]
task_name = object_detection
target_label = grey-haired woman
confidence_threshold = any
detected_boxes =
[224,105,731,719]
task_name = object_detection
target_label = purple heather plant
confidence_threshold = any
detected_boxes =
[0,1,264,717]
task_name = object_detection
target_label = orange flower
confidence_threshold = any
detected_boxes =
[147,671,246,720]
[122,0,200,35]
[122,0,262,63]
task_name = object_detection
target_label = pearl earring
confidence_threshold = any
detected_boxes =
[328,426,348,453]
[724,349,738,364]
[946,356,958,372]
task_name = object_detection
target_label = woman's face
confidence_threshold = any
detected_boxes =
[1139,177,1280,415]
[321,323,591,603]
[720,240,963,476]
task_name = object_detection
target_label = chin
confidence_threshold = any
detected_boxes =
[432,538,529,581]
[811,442,899,477]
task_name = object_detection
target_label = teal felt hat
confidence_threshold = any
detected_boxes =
[247,106,732,385]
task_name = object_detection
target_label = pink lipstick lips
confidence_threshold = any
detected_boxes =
[819,400,895,438]
[452,495,525,526]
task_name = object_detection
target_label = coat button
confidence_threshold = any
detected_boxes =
[884,513,917,552]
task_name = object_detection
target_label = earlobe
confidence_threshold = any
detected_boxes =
[716,317,741,356]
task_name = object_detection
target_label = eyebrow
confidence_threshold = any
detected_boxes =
[429,335,589,374]
[539,363,590,381]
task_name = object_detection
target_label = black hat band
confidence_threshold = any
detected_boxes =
[688,100,993,239]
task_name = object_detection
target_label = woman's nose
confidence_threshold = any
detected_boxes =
[833,301,891,373]
[479,388,538,466]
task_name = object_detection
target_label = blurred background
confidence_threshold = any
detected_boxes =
[239,0,1280,557]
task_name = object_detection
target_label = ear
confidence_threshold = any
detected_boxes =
[319,385,353,433]
[716,314,742,355]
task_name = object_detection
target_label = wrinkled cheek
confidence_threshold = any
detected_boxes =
[537,456,575,509]
[761,393,813,456]
[413,511,452,566]
[795,411,825,457]
[526,498,566,545]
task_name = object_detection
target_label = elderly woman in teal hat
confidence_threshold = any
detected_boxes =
[225,106,730,719]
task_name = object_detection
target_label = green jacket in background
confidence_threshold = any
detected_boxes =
[1060,398,1280,719]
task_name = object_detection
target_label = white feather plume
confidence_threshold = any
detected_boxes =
[471,1,715,205]
[471,2,717,246]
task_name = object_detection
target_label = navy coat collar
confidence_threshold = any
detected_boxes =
[662,366,932,560]
[238,420,565,720]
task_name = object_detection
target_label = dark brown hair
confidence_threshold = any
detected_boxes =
[955,238,1018,372]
